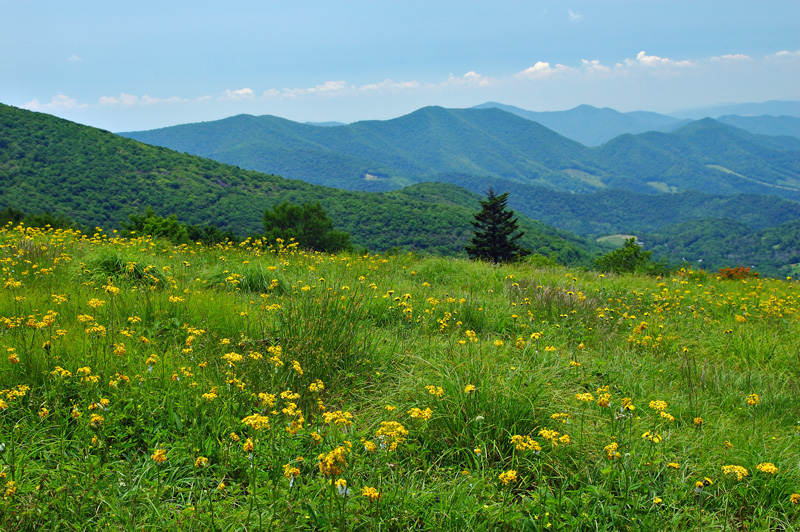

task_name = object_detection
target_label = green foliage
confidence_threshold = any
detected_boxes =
[466,189,530,263]
[262,201,352,252]
[594,237,662,274]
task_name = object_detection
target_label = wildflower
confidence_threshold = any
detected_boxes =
[746,393,760,406]
[791,493,800,505]
[4,481,16,499]
[498,470,518,485]
[756,462,778,475]
[195,456,209,468]
[151,449,167,463]
[375,421,408,451]
[649,400,668,411]
[283,463,300,480]
[464,384,476,394]
[322,410,354,427]
[89,414,104,429]
[241,413,271,431]
[722,465,748,481]
[642,431,663,443]
[597,393,611,408]
[511,435,541,452]
[575,393,594,403]
[38,407,49,418]
[569,360,581,368]
[217,481,226,491]
[243,438,254,452]
[550,412,571,424]
[318,442,351,476]
[653,497,662,504]
[660,411,675,422]
[361,486,381,501]
[385,405,396,412]
[425,385,444,398]
[667,462,680,470]
[308,380,324,392]
[229,432,240,442]
[363,440,377,453]
[474,446,482,456]
[693,417,703,426]
[408,407,433,420]
[604,442,621,460]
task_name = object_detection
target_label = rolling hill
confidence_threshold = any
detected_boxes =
[0,103,597,262]
[120,106,800,201]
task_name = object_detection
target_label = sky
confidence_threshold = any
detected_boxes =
[2,0,799,132]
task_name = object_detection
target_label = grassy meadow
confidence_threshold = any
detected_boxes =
[1,223,799,531]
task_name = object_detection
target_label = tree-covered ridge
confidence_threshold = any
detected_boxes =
[0,103,598,263]
[120,106,800,201]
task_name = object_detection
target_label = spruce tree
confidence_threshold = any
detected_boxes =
[465,189,530,263]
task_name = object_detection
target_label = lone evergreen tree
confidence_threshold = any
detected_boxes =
[466,189,530,263]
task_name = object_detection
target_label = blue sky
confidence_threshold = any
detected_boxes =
[2,0,799,131]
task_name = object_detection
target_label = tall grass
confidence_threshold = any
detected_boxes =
[0,224,798,530]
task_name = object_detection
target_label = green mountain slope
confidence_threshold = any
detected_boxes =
[644,218,800,277]
[120,106,800,201]
[595,120,800,199]
[121,106,604,192]
[429,173,800,236]
[0,103,598,262]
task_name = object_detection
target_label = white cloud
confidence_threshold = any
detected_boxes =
[580,59,612,76]
[568,9,583,22]
[22,93,88,111]
[766,49,800,61]
[358,78,421,92]
[67,54,83,62]
[710,54,751,63]
[271,81,355,99]
[221,87,255,101]
[626,51,694,68]
[441,71,496,87]
[99,92,139,106]
[515,62,574,81]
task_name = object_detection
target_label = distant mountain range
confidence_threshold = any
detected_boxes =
[120,105,800,202]
[473,101,800,145]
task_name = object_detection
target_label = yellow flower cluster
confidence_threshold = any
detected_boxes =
[361,486,381,501]
[498,470,518,486]
[241,413,271,431]
[756,462,778,475]
[510,434,541,452]
[408,407,433,420]
[317,442,351,476]
[375,421,408,451]
[722,464,749,481]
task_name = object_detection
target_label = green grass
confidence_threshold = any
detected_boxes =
[0,225,799,531]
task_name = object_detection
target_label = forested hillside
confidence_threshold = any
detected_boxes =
[121,106,800,201]
[0,103,597,262]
